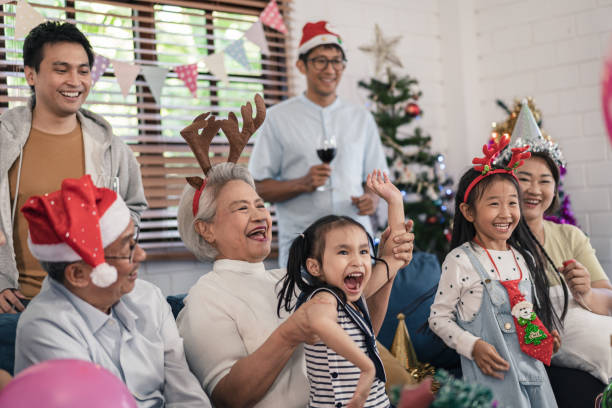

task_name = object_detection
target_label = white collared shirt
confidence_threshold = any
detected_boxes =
[248,93,388,267]
[15,277,211,408]
[177,259,309,408]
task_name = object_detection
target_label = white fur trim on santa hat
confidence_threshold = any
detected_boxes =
[27,195,131,262]
[90,262,118,287]
[298,34,345,56]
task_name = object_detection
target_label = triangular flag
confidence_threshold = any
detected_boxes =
[141,65,168,104]
[175,63,198,98]
[260,0,287,34]
[15,0,46,39]
[111,60,140,98]
[245,20,270,55]
[0,0,13,5]
[203,52,228,84]
[225,38,251,71]
[91,54,110,86]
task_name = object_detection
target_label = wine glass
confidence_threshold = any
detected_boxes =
[316,133,336,192]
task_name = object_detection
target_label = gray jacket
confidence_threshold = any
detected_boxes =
[0,102,147,292]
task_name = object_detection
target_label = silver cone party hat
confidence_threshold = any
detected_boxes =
[495,99,565,167]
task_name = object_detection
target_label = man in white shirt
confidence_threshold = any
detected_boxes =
[249,21,388,267]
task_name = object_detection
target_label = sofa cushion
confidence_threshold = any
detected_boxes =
[376,252,460,370]
[167,294,187,319]
[0,313,20,375]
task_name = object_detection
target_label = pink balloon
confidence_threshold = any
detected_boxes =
[0,359,137,408]
[601,49,612,145]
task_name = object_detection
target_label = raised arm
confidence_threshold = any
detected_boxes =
[307,291,375,408]
[364,170,406,297]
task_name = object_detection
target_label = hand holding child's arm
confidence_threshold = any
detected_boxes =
[472,339,510,380]
[308,292,375,408]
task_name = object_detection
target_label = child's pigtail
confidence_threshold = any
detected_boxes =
[277,233,309,316]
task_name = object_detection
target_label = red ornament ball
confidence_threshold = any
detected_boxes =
[405,102,421,116]
[426,215,437,224]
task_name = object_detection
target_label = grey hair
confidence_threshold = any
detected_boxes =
[177,162,256,262]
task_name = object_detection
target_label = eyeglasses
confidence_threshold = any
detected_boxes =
[307,56,346,71]
[105,226,140,264]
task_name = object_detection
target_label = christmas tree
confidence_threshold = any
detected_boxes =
[359,68,454,262]
[489,98,577,226]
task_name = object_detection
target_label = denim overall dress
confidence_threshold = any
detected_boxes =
[457,244,558,408]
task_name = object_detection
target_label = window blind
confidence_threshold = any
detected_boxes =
[0,0,291,259]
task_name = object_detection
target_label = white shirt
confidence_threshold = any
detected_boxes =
[248,93,388,267]
[176,259,309,408]
[15,278,210,408]
[429,244,530,360]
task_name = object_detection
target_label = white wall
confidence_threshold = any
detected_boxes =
[140,0,612,295]
[289,0,447,152]
[472,0,612,274]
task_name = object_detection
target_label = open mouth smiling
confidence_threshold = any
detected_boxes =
[59,90,82,98]
[344,271,364,294]
[246,226,268,242]
[493,223,511,232]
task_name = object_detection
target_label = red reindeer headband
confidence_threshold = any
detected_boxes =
[463,137,531,203]
[180,94,266,216]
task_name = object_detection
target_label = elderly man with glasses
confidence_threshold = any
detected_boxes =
[14,175,211,408]
[249,21,389,268]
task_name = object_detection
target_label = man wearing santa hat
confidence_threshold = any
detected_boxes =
[14,175,210,407]
[249,21,388,268]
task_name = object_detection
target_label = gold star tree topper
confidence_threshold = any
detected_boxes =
[359,24,403,75]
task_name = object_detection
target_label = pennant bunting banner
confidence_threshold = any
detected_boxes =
[112,60,140,98]
[12,0,288,98]
[203,52,229,84]
[15,0,45,39]
[175,63,198,98]
[91,54,110,85]
[244,20,270,55]
[225,38,251,71]
[141,65,168,104]
[260,0,287,34]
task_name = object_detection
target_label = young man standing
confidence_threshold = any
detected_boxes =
[249,21,388,267]
[0,22,146,313]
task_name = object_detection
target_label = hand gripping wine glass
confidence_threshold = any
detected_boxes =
[316,133,336,192]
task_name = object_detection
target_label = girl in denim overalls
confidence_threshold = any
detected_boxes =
[430,140,567,408]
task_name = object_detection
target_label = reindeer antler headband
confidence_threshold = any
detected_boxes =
[463,137,531,203]
[180,93,266,216]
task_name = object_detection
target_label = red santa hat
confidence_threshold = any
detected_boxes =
[298,21,346,56]
[21,175,131,288]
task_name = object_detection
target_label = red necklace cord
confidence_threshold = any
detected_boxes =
[473,237,524,281]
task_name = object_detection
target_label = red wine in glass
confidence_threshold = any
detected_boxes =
[316,134,336,191]
[316,147,336,163]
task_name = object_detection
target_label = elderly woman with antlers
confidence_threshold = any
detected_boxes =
[174,94,415,407]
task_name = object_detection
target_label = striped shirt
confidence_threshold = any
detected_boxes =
[305,289,389,408]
